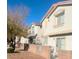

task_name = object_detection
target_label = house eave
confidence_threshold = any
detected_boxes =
[40,1,72,24]
[49,32,72,37]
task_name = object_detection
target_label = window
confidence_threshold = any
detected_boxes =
[54,10,65,27]
[56,37,65,50]
[57,12,64,25]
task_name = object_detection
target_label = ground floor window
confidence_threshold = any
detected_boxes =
[56,37,65,50]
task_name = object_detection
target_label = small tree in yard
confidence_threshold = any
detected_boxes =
[7,5,29,52]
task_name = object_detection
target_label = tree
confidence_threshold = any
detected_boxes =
[7,5,29,42]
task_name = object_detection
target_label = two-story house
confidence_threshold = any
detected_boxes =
[41,1,72,59]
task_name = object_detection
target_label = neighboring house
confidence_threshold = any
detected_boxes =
[41,1,72,59]
[14,36,29,50]
[27,23,41,44]
[20,36,29,50]
[30,23,41,36]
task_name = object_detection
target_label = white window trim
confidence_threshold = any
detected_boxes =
[56,37,65,50]
[54,10,65,28]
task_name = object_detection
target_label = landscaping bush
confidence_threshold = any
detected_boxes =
[7,47,14,53]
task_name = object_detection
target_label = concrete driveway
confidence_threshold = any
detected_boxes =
[7,51,46,59]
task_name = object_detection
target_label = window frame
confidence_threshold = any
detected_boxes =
[56,37,65,50]
[54,10,65,27]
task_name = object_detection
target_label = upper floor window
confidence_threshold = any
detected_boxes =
[54,9,65,27]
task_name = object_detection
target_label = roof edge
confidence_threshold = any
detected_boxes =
[40,1,72,24]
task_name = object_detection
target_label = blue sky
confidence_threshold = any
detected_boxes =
[7,0,64,26]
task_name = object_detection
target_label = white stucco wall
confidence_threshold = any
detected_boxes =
[42,5,72,36]
[31,24,40,35]
[15,36,19,43]
[20,36,29,44]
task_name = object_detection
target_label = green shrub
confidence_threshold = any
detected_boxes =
[7,47,14,53]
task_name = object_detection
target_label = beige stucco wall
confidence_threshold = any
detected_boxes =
[47,37,56,47]
[42,5,72,36]
[40,5,72,51]
[47,35,72,50]
[65,35,72,50]
[42,18,49,36]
